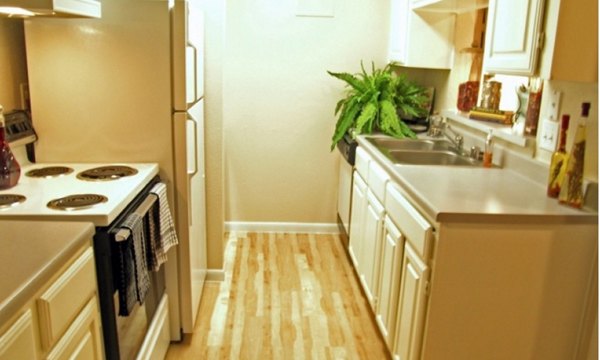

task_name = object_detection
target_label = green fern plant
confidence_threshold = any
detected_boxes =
[328,62,429,150]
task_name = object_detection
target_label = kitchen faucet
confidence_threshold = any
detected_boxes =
[428,117,464,154]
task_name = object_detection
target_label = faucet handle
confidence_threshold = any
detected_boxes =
[470,146,483,160]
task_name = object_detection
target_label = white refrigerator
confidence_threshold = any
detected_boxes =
[24,0,207,339]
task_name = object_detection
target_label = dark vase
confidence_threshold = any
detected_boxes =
[0,123,20,190]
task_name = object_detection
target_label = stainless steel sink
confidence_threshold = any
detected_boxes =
[366,136,482,167]
[387,150,480,166]
[367,137,455,152]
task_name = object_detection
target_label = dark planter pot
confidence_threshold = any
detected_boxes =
[336,133,358,166]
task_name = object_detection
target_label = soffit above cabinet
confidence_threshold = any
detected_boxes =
[412,0,488,13]
[0,0,100,18]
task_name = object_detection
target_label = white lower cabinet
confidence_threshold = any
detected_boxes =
[393,243,430,360]
[349,144,597,359]
[0,243,103,360]
[348,148,432,357]
[360,189,385,309]
[348,172,367,269]
[375,216,404,346]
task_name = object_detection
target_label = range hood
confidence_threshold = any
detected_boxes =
[0,0,101,18]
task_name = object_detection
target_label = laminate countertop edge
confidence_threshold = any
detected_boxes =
[0,220,95,327]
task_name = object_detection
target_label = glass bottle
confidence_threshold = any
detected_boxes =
[547,115,570,197]
[558,103,591,208]
[483,130,493,168]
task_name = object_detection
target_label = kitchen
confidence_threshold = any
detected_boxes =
[0,0,597,359]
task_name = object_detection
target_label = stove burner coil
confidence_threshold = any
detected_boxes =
[47,194,108,211]
[26,166,74,178]
[0,194,26,209]
[77,166,138,181]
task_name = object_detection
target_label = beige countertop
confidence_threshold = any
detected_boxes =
[358,136,598,224]
[0,220,94,326]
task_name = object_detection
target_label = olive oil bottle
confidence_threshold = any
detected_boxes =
[558,102,591,208]
[547,115,570,197]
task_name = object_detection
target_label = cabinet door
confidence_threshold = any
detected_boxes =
[388,0,455,69]
[37,247,96,351]
[393,243,430,360]
[375,216,405,346]
[483,0,545,75]
[389,0,409,64]
[348,172,368,269]
[0,310,37,360]
[360,190,385,309]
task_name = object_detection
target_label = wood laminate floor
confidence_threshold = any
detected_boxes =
[166,232,390,359]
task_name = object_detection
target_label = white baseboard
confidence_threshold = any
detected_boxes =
[224,221,340,234]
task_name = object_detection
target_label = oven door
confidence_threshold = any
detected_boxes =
[93,179,171,360]
[113,264,165,359]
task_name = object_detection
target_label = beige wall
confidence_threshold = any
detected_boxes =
[0,18,28,111]
[222,0,390,224]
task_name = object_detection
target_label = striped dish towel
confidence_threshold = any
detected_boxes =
[120,212,150,311]
[149,182,179,270]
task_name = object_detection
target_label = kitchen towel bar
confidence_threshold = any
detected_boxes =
[114,194,158,242]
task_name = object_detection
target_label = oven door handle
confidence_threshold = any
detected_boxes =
[114,194,158,242]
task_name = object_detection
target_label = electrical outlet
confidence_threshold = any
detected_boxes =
[539,118,559,151]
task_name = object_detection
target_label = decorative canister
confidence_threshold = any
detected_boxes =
[480,80,502,110]
[457,81,479,112]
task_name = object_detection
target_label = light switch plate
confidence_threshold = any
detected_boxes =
[539,118,559,151]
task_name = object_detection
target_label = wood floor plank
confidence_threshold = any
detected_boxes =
[166,232,390,360]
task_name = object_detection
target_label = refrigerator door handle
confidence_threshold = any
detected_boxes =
[186,42,199,106]
[186,117,199,177]
[191,42,199,103]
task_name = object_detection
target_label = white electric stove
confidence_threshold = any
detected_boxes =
[0,111,159,226]
[0,162,159,226]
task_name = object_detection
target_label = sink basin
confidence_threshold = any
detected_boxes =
[365,136,482,167]
[367,137,455,152]
[388,150,480,166]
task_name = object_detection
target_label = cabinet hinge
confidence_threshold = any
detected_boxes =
[424,281,430,297]
[537,31,545,51]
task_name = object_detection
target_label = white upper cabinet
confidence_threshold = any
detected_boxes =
[411,0,487,13]
[388,0,456,69]
[483,0,545,75]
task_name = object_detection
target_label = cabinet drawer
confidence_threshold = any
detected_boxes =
[368,160,390,203]
[385,183,433,259]
[355,147,371,179]
[38,247,96,350]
